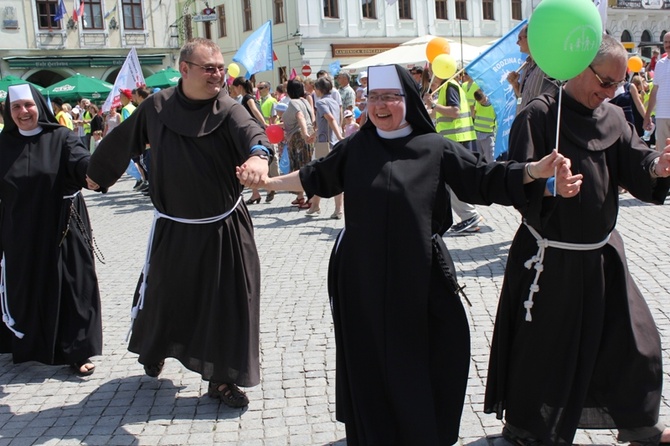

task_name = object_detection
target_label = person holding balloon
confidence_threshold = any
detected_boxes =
[424,50,485,234]
[236,63,572,446]
[484,24,670,446]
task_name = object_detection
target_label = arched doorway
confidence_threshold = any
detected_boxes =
[641,30,653,58]
[25,70,70,89]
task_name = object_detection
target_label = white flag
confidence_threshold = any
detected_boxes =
[594,0,607,32]
[102,47,145,112]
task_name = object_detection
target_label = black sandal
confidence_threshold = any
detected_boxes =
[143,360,164,378]
[208,382,249,408]
[71,359,95,376]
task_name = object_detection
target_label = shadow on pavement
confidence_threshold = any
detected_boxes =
[0,365,245,444]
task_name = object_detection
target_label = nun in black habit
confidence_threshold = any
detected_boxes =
[237,64,574,445]
[0,84,102,375]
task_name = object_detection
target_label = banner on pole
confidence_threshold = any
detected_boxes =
[102,47,145,112]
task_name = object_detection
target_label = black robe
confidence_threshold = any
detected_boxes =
[0,124,102,365]
[484,91,670,444]
[300,128,528,445]
[87,83,271,386]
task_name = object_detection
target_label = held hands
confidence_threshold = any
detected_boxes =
[653,139,670,178]
[86,175,100,191]
[236,156,270,189]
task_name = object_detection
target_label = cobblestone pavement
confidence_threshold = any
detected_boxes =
[1,176,669,445]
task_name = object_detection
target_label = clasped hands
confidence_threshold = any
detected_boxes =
[237,155,271,189]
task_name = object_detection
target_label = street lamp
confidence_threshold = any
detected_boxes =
[292,28,304,56]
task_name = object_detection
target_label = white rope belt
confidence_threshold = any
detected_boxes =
[0,254,24,339]
[522,221,610,322]
[125,195,243,341]
[63,190,81,200]
[0,191,83,340]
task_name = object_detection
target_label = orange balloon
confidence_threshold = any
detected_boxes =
[627,56,643,73]
[426,37,451,63]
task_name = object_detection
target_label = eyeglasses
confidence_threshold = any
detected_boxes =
[258,86,268,90]
[184,61,225,75]
[367,93,405,104]
[588,65,626,89]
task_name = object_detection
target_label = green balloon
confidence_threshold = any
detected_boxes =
[528,0,603,81]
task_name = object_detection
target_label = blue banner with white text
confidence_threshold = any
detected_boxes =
[466,20,528,160]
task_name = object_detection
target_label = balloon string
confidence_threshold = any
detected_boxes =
[553,83,563,197]
[428,67,466,98]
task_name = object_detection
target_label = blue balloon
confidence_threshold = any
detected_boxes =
[353,107,361,119]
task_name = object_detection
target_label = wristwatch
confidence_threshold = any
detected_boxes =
[250,147,271,162]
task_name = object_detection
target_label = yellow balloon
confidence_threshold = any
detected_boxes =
[227,63,241,78]
[431,54,457,80]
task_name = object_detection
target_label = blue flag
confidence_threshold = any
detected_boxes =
[233,21,274,77]
[465,20,527,160]
[54,0,67,23]
[329,61,341,77]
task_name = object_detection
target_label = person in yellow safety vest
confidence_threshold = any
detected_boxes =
[79,98,92,149]
[461,71,480,116]
[473,89,496,163]
[643,77,656,146]
[51,97,74,130]
[258,82,278,125]
[424,77,483,234]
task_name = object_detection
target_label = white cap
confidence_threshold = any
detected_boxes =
[8,84,33,103]
[359,71,368,79]
[367,65,403,92]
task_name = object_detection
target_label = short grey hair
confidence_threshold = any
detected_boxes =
[591,34,627,67]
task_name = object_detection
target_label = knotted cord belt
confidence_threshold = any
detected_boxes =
[522,220,610,322]
[125,195,243,341]
[0,191,83,339]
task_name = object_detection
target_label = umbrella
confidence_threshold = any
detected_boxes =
[0,76,44,103]
[342,35,486,71]
[44,73,113,101]
[145,67,181,89]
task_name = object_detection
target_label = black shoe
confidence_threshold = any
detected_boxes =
[449,215,483,233]
[132,180,144,191]
[143,360,164,378]
[137,181,149,193]
[208,382,249,408]
[265,191,276,203]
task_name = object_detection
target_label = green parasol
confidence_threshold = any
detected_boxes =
[0,76,44,103]
[145,67,181,89]
[44,73,113,102]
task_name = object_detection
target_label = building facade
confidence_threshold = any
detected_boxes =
[0,0,180,91]
[196,0,669,87]
[0,0,667,94]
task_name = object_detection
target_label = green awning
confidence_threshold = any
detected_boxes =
[4,54,166,69]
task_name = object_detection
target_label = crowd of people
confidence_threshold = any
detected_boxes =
[2,31,670,446]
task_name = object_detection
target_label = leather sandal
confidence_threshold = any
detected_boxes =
[208,382,249,408]
[143,359,164,378]
[71,358,95,376]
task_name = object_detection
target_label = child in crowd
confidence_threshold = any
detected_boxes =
[342,109,360,137]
